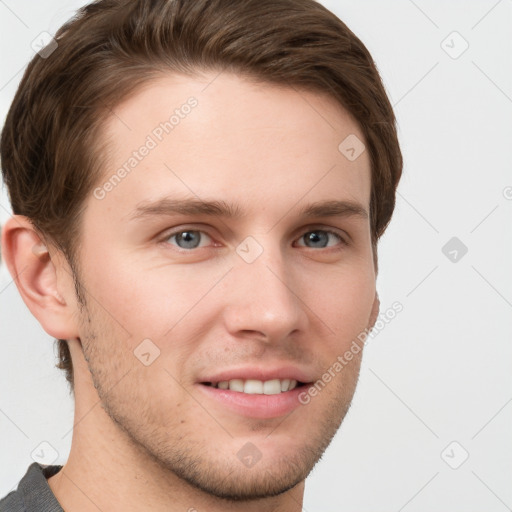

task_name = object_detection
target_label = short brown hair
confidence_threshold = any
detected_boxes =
[1,0,402,393]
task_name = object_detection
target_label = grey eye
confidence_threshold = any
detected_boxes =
[171,230,204,249]
[300,230,340,248]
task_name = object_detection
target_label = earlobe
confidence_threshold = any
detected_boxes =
[1,215,79,340]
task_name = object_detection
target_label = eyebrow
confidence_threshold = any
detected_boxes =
[129,197,368,222]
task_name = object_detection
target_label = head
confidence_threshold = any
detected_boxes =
[1,0,402,501]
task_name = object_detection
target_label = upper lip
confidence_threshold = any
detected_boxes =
[198,365,314,384]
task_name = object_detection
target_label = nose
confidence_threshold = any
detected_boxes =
[221,241,309,343]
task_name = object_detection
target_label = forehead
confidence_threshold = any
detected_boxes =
[91,71,371,223]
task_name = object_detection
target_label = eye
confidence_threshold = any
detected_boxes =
[296,229,346,249]
[160,226,347,252]
[164,229,213,250]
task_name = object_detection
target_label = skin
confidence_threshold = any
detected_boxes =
[2,71,379,511]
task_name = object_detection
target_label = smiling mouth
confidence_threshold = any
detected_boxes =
[201,378,307,394]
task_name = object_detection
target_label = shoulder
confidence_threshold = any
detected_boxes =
[0,490,24,512]
[0,463,64,512]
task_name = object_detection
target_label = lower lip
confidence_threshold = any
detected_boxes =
[196,383,307,419]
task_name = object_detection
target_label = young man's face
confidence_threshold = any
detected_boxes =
[66,71,378,499]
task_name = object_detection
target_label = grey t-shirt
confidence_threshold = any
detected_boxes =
[0,463,64,511]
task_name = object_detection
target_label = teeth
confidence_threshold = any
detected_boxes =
[244,380,263,394]
[229,379,244,392]
[263,379,281,395]
[213,378,299,394]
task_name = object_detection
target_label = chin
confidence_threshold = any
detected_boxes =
[168,453,312,501]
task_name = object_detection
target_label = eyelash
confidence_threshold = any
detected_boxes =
[159,226,349,252]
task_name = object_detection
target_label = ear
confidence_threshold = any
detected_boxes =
[367,290,380,330]
[1,215,80,340]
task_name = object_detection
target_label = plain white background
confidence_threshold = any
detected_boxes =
[1,1,511,510]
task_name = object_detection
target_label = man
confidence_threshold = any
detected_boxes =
[0,0,402,510]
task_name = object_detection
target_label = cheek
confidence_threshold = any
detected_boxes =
[81,248,215,337]
[82,235,375,350]
[304,261,376,342]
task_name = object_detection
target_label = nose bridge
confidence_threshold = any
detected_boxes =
[224,236,307,339]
